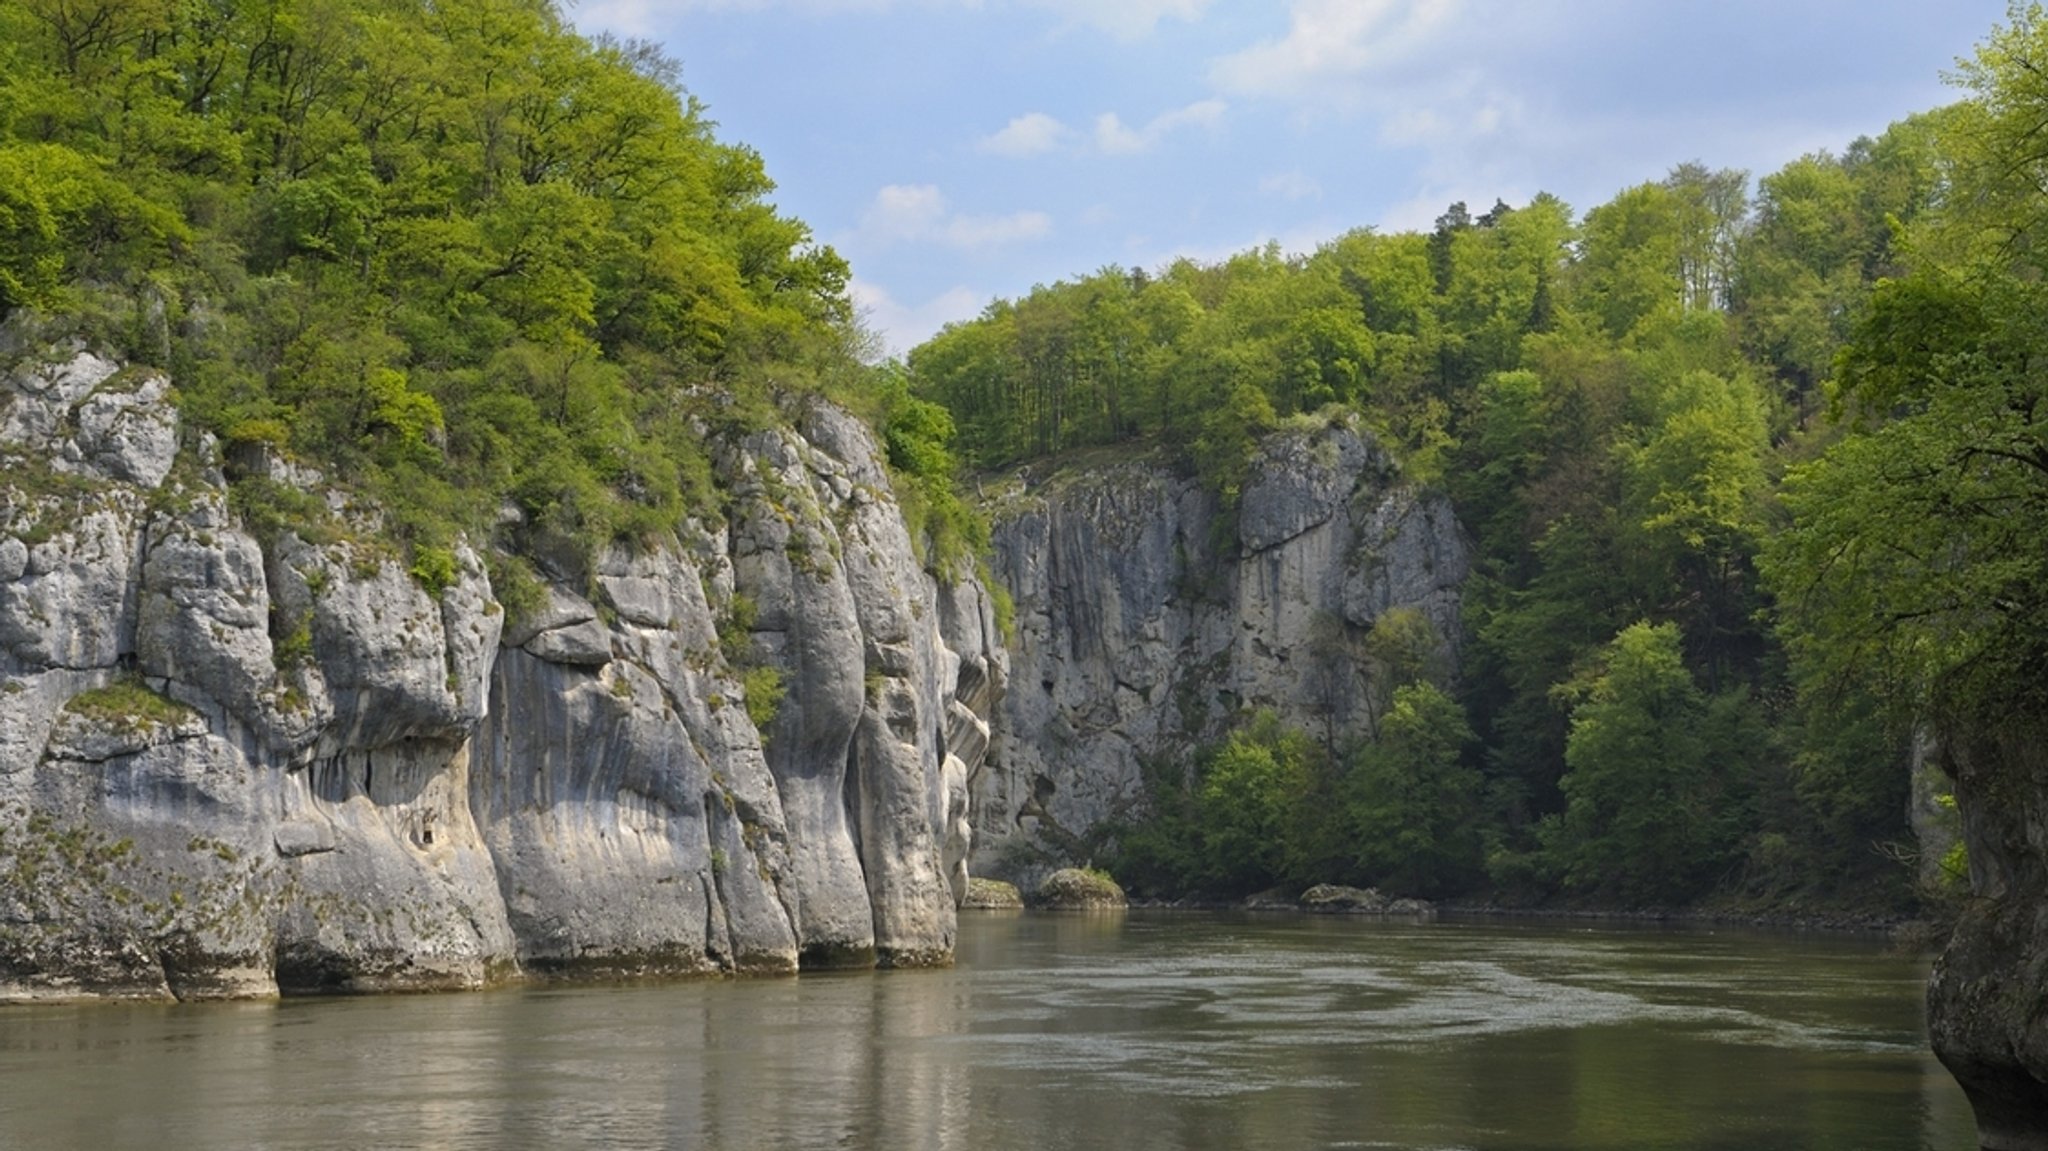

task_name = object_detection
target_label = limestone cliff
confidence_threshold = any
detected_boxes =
[0,344,1003,1001]
[1925,724,2048,1151]
[971,415,1468,881]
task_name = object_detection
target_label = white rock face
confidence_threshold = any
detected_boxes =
[0,347,1003,1001]
[976,415,1469,883]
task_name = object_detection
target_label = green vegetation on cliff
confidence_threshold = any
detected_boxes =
[0,0,972,576]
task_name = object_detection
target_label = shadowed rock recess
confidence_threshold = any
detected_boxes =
[0,348,1005,1000]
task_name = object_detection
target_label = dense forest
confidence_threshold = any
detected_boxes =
[907,22,2048,912]
[0,0,990,606]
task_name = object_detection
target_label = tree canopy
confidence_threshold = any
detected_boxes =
[0,0,887,575]
[920,111,1961,909]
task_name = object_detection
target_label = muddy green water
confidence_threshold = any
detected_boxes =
[0,913,1973,1150]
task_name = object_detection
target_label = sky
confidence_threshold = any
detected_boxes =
[568,0,2012,355]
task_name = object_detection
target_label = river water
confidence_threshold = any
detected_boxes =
[0,912,1972,1150]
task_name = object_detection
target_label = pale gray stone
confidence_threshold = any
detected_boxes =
[0,347,1005,999]
[973,416,1470,889]
[73,372,178,488]
[522,618,612,666]
[273,819,338,857]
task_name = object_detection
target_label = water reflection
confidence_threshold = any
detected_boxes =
[0,914,1973,1151]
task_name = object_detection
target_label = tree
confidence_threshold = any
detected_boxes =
[1664,162,1748,314]
[1620,368,1770,683]
[1574,183,1684,340]
[1773,268,2048,721]
[1541,622,1747,904]
[1196,713,1317,893]
[1345,683,1483,898]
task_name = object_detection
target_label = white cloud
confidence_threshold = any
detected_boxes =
[1094,113,1148,155]
[945,210,1055,249]
[1210,0,1463,105]
[1022,0,1212,39]
[856,184,1052,252]
[1093,99,1226,154]
[980,112,1070,156]
[851,278,986,356]
[861,183,949,243]
[1259,170,1323,201]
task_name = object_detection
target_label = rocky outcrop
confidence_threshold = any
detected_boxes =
[960,877,1023,910]
[1295,884,1434,916]
[1032,868,1126,909]
[1925,722,2048,1150]
[0,342,1003,1001]
[972,415,1467,883]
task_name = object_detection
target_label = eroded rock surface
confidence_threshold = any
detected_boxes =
[1925,723,2048,1151]
[974,415,1467,885]
[0,344,1003,1001]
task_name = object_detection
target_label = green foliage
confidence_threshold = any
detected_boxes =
[486,553,547,632]
[63,679,193,732]
[719,593,759,666]
[1772,246,2048,723]
[874,363,988,574]
[408,545,459,597]
[0,0,858,569]
[1194,712,1318,893]
[909,208,1572,497]
[0,144,113,313]
[1933,795,1969,890]
[1345,683,1483,898]
[1538,623,1759,905]
[1363,607,1449,727]
[741,665,785,732]
[986,571,1017,645]
[1102,753,1205,898]
[225,476,336,549]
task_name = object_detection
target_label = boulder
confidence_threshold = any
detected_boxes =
[961,876,1024,910]
[1034,868,1127,910]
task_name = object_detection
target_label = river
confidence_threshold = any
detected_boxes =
[0,912,1972,1150]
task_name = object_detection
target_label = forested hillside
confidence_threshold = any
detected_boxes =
[0,0,951,594]
[909,110,1963,910]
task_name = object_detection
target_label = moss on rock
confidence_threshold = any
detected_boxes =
[1033,868,1127,910]
[961,876,1024,910]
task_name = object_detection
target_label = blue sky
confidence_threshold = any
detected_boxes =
[570,0,2010,354]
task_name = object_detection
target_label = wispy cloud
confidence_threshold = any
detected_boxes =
[1022,0,1213,39]
[1205,0,1547,227]
[979,112,1070,157]
[857,184,1052,252]
[1259,170,1324,201]
[1094,99,1226,154]
[1210,0,1463,106]
[851,278,986,356]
